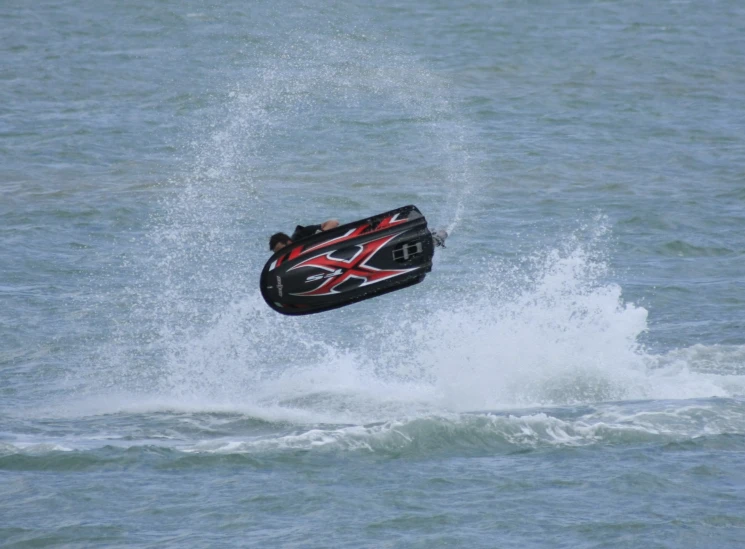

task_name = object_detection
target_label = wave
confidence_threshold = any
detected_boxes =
[3,399,745,467]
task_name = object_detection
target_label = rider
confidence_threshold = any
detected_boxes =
[268,219,447,253]
[269,219,339,253]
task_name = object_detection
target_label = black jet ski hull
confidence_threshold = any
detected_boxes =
[260,205,435,315]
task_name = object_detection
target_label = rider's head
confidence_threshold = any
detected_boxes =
[269,232,292,253]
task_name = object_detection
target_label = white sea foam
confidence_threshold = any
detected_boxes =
[91,233,745,428]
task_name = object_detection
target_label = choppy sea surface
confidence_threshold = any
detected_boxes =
[2,1,745,547]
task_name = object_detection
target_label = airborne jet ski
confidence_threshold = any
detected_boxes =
[260,205,441,315]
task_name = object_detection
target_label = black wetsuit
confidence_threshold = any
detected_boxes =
[291,224,323,241]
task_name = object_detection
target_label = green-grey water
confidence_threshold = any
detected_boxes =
[2,1,745,547]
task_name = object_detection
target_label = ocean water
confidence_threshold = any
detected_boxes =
[2,0,745,547]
